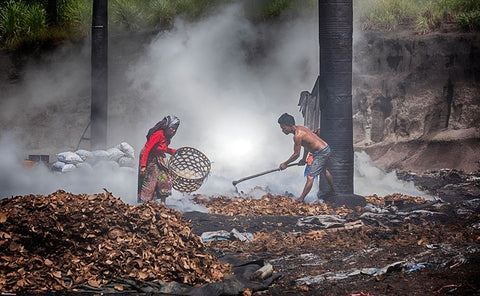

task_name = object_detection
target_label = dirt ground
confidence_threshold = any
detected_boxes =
[181,169,480,296]
[2,170,479,296]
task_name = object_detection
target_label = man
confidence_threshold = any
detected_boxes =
[278,113,335,202]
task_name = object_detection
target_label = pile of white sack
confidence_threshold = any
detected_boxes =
[52,142,136,173]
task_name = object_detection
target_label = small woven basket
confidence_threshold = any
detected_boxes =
[167,147,211,193]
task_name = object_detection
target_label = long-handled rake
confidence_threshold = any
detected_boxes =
[232,162,301,191]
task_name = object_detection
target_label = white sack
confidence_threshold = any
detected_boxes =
[107,147,125,162]
[61,163,77,172]
[57,152,83,164]
[116,142,135,159]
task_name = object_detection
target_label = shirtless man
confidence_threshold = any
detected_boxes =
[278,113,335,202]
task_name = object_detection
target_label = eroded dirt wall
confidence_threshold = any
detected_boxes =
[353,29,480,173]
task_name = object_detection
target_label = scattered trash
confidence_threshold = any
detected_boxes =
[434,284,461,294]
[201,230,232,242]
[231,228,254,242]
[251,263,273,281]
[296,253,473,286]
[201,228,254,243]
[405,263,443,274]
[296,215,346,228]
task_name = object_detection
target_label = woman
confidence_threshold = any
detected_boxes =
[138,115,180,205]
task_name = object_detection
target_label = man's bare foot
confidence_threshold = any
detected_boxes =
[326,190,337,196]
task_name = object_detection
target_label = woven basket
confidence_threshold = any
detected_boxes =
[168,147,211,193]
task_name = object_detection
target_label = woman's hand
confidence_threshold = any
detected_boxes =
[140,166,146,174]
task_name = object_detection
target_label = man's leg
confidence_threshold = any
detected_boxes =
[298,175,315,202]
[325,169,335,193]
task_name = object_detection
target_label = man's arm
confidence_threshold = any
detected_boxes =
[299,149,309,165]
[280,134,302,170]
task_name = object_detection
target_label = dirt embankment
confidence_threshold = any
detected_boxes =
[353,27,480,174]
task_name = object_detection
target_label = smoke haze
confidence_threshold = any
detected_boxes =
[0,3,431,208]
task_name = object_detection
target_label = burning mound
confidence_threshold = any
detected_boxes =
[0,190,230,293]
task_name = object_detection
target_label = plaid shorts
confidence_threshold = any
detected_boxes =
[306,146,331,177]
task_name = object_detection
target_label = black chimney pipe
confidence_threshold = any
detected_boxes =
[91,0,108,150]
[317,0,365,206]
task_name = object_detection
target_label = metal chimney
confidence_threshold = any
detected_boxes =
[300,0,365,207]
[91,0,108,150]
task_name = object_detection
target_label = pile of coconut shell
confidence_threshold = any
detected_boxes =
[364,193,427,206]
[193,194,354,217]
[0,190,230,293]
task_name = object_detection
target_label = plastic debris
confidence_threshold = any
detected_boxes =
[231,228,254,242]
[201,230,232,242]
[296,215,346,228]
[201,229,254,243]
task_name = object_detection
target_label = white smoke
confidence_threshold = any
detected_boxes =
[0,3,431,207]
[354,151,433,200]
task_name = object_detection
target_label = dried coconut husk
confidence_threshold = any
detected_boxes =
[364,193,427,206]
[193,194,352,217]
[0,190,230,293]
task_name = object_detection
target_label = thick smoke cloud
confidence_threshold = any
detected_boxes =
[0,3,431,207]
[125,3,319,198]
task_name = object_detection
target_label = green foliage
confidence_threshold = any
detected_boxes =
[456,10,480,31]
[355,0,480,33]
[57,0,92,35]
[356,0,398,31]
[262,0,293,18]
[111,0,147,31]
[0,0,478,50]
[0,0,46,48]
[438,0,480,13]
[244,0,316,21]
[148,0,177,28]
[109,0,220,31]
[0,0,23,47]
[445,0,480,31]
[23,3,46,38]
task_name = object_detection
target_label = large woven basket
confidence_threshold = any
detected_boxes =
[167,147,211,193]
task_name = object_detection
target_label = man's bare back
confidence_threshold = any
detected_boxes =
[279,123,329,170]
[295,126,328,152]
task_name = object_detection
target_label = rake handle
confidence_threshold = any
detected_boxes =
[232,162,301,186]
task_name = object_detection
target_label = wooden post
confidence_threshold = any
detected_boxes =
[91,0,108,150]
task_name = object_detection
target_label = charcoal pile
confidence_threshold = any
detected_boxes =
[0,190,231,293]
[193,194,353,217]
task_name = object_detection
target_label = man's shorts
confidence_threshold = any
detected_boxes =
[307,146,331,177]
